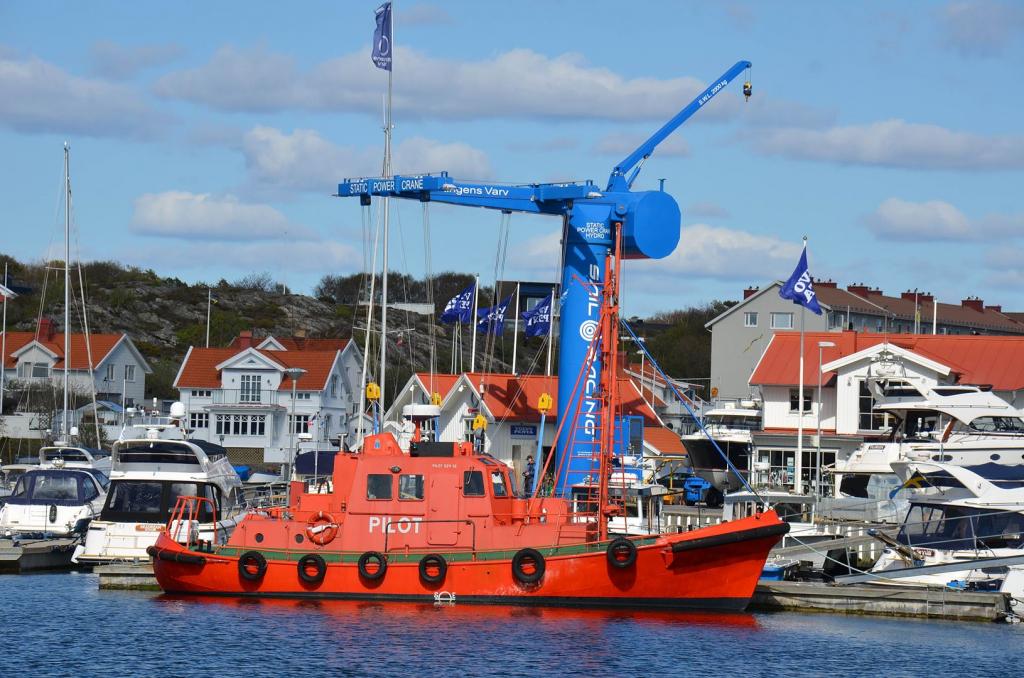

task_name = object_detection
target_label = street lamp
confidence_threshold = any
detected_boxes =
[816,341,836,507]
[284,367,307,501]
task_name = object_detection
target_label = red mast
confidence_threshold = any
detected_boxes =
[596,228,623,541]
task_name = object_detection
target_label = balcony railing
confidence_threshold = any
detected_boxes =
[209,389,284,406]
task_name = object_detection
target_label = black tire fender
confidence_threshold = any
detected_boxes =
[357,550,388,581]
[511,548,545,585]
[418,553,448,584]
[297,553,327,585]
[238,551,267,581]
[606,536,638,569]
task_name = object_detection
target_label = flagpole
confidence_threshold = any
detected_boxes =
[206,288,212,348]
[511,282,520,375]
[1,263,7,415]
[796,236,807,494]
[470,275,479,373]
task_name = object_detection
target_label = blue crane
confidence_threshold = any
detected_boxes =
[337,60,752,494]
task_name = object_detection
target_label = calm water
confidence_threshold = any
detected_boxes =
[1,573,1020,677]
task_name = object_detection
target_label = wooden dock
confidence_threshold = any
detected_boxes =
[751,580,1014,622]
[95,562,159,590]
[0,537,79,573]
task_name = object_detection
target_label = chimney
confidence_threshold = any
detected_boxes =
[743,286,759,299]
[900,290,916,301]
[867,287,884,297]
[237,330,253,349]
[816,279,838,289]
[919,293,934,305]
[989,304,1002,313]
[962,297,984,312]
[292,328,307,350]
[37,317,56,341]
[847,283,870,297]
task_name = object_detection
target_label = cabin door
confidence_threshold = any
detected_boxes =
[427,472,461,546]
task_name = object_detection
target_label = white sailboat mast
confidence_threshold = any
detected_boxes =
[63,142,71,440]
[379,11,394,411]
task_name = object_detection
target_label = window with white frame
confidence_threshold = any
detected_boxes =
[743,311,758,328]
[32,362,50,378]
[770,312,794,330]
[215,414,266,436]
[288,414,312,435]
[189,412,209,430]
[239,374,261,403]
[858,381,894,431]
[105,364,115,381]
[330,375,338,398]
[191,389,211,397]
[293,392,311,400]
[124,364,136,382]
[789,388,813,413]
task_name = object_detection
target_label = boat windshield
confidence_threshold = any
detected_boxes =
[705,415,759,431]
[6,470,101,506]
[898,503,1024,551]
[117,442,202,466]
[966,416,1024,434]
[101,480,218,523]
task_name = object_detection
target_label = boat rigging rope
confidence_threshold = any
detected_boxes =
[620,319,766,505]
[481,211,512,375]
[356,202,382,446]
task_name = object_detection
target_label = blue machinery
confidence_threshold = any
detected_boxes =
[337,61,752,494]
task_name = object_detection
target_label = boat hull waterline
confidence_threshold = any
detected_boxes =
[150,513,788,611]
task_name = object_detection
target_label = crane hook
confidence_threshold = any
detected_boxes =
[743,81,752,101]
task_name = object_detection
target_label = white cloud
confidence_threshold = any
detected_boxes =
[241,126,491,192]
[90,40,183,80]
[865,197,1024,242]
[155,45,740,122]
[0,53,168,138]
[686,201,731,219]
[647,224,800,280]
[509,229,562,277]
[130,191,315,241]
[399,3,453,25]
[594,133,689,158]
[752,119,1024,170]
[130,239,360,279]
[939,1,1024,57]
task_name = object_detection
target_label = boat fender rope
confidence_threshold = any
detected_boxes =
[606,537,638,569]
[418,553,448,584]
[511,548,545,585]
[238,551,268,581]
[306,511,339,546]
[297,553,327,585]
[357,551,388,581]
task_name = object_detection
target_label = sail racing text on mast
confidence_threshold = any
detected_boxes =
[336,60,753,494]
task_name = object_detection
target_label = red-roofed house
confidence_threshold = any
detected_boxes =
[1,317,152,409]
[746,330,1024,492]
[174,336,364,465]
[384,371,685,483]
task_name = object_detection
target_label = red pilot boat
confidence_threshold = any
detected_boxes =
[150,234,788,611]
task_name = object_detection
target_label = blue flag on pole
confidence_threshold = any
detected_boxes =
[477,295,513,335]
[521,292,553,337]
[440,283,475,324]
[371,2,393,71]
[779,246,823,315]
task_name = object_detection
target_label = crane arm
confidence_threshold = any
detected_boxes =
[605,60,751,192]
[337,173,598,216]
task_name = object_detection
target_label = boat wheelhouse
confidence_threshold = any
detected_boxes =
[0,467,108,537]
[680,401,761,502]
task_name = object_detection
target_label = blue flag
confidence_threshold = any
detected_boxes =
[440,283,475,324]
[371,2,392,71]
[779,246,823,315]
[521,292,552,337]
[477,295,513,335]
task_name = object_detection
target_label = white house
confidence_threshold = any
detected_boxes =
[174,333,364,466]
[747,330,1024,492]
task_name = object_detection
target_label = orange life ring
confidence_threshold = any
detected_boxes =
[305,511,338,546]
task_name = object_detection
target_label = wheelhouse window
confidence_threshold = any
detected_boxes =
[366,474,393,500]
[743,311,758,328]
[463,470,485,497]
[770,312,793,329]
[398,474,424,500]
[490,471,508,497]
[102,480,217,523]
[789,389,812,413]
[239,374,261,402]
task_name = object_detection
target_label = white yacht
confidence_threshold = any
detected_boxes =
[680,400,761,501]
[0,465,108,537]
[73,415,244,566]
[868,462,1024,613]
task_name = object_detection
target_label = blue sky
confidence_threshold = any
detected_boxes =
[2,1,1023,316]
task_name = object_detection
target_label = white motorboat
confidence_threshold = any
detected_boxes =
[680,400,760,500]
[867,462,1024,613]
[73,413,244,566]
[0,465,108,537]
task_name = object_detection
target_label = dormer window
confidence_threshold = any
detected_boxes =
[240,374,261,403]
